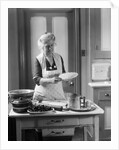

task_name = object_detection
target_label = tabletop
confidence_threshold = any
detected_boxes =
[9,101,104,118]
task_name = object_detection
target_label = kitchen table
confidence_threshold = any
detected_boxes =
[8,102,104,141]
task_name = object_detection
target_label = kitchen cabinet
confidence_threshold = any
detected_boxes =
[42,128,74,137]
[92,86,111,141]
[90,8,111,59]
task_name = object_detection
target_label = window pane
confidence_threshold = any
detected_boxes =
[30,17,46,73]
[52,17,68,72]
[101,9,111,51]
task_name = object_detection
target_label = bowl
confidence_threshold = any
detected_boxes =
[8,89,34,99]
[13,106,29,113]
[11,99,32,108]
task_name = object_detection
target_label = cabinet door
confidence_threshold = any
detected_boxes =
[90,8,111,59]
[98,100,111,140]
[94,87,111,141]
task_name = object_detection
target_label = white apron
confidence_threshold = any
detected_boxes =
[33,53,66,100]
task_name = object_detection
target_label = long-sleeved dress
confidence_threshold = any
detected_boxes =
[33,52,66,100]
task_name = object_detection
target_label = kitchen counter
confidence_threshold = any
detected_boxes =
[88,81,111,88]
[88,82,111,140]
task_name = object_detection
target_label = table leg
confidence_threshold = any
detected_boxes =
[93,115,99,141]
[16,119,22,141]
[84,127,88,141]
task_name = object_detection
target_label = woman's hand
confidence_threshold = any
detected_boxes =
[51,76,62,84]
[40,76,62,86]
[48,73,60,78]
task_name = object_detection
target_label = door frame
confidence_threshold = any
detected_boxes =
[17,8,81,94]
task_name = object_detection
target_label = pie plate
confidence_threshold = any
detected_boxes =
[70,105,96,112]
[27,109,53,114]
[59,72,78,81]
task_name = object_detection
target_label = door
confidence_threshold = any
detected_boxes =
[90,8,111,59]
[98,100,111,140]
[93,87,111,141]
[17,8,81,94]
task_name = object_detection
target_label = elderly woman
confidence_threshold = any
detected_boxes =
[33,32,66,101]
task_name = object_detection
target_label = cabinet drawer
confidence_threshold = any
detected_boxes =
[42,128,74,137]
[21,117,79,128]
[98,90,111,100]
[41,117,79,127]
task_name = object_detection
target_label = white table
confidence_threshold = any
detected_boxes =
[9,102,104,141]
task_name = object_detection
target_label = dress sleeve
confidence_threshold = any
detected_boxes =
[60,56,66,73]
[33,58,42,85]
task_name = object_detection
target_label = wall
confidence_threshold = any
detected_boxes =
[80,9,87,97]
[80,9,93,99]
[8,9,19,91]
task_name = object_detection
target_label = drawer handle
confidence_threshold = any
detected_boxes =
[47,119,64,125]
[46,130,65,136]
[69,81,74,86]
[51,131,65,135]
[105,93,111,97]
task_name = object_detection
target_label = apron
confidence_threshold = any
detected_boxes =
[33,53,66,100]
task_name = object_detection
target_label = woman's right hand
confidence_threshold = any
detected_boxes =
[51,76,62,84]
[40,76,62,86]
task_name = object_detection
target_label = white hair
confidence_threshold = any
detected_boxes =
[37,37,44,51]
[37,32,55,52]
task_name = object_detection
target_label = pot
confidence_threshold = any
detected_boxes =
[8,89,34,113]
[11,97,32,108]
[11,97,32,113]
[13,107,29,113]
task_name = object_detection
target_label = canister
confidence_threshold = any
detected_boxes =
[68,93,81,109]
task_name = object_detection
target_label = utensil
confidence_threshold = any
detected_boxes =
[59,72,78,81]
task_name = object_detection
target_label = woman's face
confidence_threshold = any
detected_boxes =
[43,43,54,57]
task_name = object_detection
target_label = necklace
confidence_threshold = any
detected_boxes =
[46,56,53,66]
[45,55,57,70]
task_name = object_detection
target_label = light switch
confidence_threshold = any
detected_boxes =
[81,50,86,56]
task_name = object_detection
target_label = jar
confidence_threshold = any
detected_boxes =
[68,93,81,109]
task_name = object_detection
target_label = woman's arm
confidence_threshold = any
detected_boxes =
[60,56,66,73]
[33,58,42,86]
[33,58,61,86]
[40,77,62,86]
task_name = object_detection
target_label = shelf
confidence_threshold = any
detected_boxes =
[88,81,111,88]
